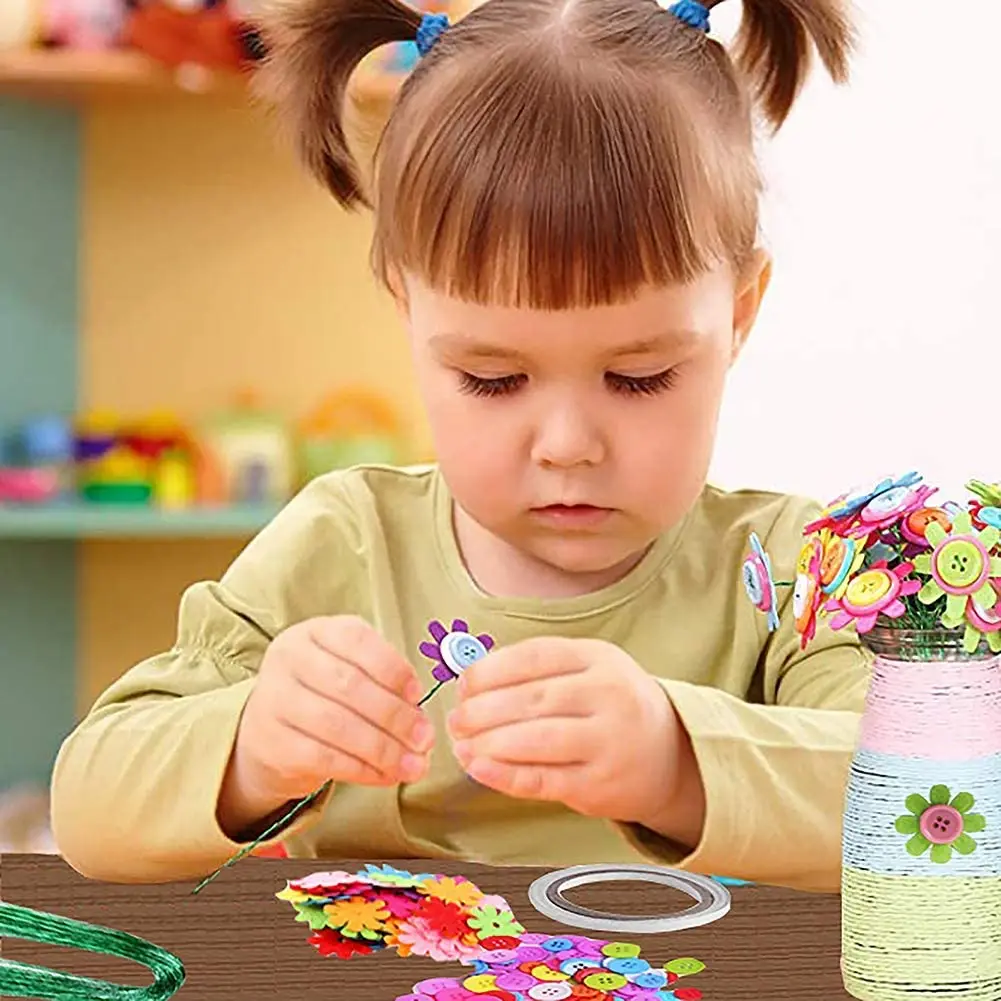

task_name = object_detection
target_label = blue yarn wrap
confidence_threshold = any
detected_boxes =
[843,748,1001,878]
[416,12,450,57]
[667,0,711,33]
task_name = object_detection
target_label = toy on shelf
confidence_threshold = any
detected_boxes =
[298,387,404,482]
[121,0,264,80]
[0,387,410,511]
[38,0,123,50]
[200,392,294,505]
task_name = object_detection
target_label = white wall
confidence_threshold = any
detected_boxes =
[708,1,998,507]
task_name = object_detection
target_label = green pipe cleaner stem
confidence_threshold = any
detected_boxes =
[192,676,450,895]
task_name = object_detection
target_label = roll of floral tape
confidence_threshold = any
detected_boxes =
[526,863,731,934]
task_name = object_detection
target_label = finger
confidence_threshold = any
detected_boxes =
[309,616,421,701]
[278,723,401,790]
[291,645,432,753]
[448,673,594,738]
[459,637,588,698]
[464,757,591,806]
[277,681,429,782]
[452,717,594,767]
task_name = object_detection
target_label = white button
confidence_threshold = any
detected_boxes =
[527,985,573,1000]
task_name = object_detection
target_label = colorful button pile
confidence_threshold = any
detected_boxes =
[278,866,706,1001]
[400,935,705,1001]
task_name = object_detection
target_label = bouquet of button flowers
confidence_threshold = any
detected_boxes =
[742,472,1001,656]
[743,474,1001,1001]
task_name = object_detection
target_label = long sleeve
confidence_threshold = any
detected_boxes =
[616,494,872,892]
[50,476,368,884]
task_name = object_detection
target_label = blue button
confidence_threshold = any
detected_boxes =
[632,970,668,989]
[440,631,489,673]
[604,957,649,975]
[541,937,574,953]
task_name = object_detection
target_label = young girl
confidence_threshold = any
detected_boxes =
[50,0,868,892]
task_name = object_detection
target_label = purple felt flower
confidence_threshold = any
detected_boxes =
[419,619,495,682]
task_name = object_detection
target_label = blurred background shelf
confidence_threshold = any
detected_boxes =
[0,48,401,104]
[0,502,280,538]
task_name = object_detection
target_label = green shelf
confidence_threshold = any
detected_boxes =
[0,502,281,538]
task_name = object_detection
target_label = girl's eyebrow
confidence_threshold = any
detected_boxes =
[428,329,701,363]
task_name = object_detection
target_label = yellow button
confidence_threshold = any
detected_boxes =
[531,966,569,982]
[462,974,498,993]
[844,570,892,608]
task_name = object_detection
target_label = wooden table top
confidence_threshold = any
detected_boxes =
[0,855,849,1000]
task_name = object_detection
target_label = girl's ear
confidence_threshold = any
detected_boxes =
[731,250,772,362]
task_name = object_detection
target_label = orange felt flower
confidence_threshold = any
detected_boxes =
[420,876,483,908]
[322,896,390,936]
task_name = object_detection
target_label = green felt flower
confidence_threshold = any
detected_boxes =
[968,480,1001,507]
[466,905,525,940]
[292,903,331,931]
[894,784,986,863]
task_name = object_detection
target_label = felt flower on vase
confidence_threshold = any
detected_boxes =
[742,532,780,631]
[913,512,1001,630]
[895,785,986,863]
[420,619,495,682]
[793,536,825,649]
[823,561,921,634]
[818,529,866,598]
[846,483,938,539]
[803,471,923,534]
[960,579,1001,654]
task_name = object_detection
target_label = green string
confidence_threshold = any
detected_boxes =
[0,901,185,1000]
[191,676,450,895]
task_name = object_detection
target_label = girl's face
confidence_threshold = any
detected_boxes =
[401,261,769,593]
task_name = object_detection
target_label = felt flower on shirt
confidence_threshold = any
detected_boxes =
[793,536,825,649]
[895,785,986,863]
[420,619,495,682]
[742,532,781,632]
[823,561,921,634]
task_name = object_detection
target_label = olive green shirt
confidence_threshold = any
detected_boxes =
[51,465,869,890]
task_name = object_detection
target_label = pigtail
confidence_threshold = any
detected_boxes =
[730,0,855,130]
[255,0,423,207]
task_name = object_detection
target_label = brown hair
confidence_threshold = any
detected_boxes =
[257,0,855,308]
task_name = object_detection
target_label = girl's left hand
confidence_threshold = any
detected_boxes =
[446,636,684,825]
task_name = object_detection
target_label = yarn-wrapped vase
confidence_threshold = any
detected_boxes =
[842,624,1001,1001]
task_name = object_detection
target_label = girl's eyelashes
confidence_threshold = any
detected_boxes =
[457,372,527,397]
[456,368,679,398]
[605,368,679,395]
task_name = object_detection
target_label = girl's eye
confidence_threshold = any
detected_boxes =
[606,368,678,396]
[458,372,527,397]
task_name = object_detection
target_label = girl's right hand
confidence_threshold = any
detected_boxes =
[218,615,434,835]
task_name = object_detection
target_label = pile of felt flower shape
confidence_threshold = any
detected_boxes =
[277,864,527,962]
[277,865,708,1001]
[742,473,1001,654]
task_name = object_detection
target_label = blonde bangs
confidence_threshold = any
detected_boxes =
[371,50,760,309]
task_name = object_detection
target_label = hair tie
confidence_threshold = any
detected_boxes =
[416,11,449,56]
[667,0,711,32]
